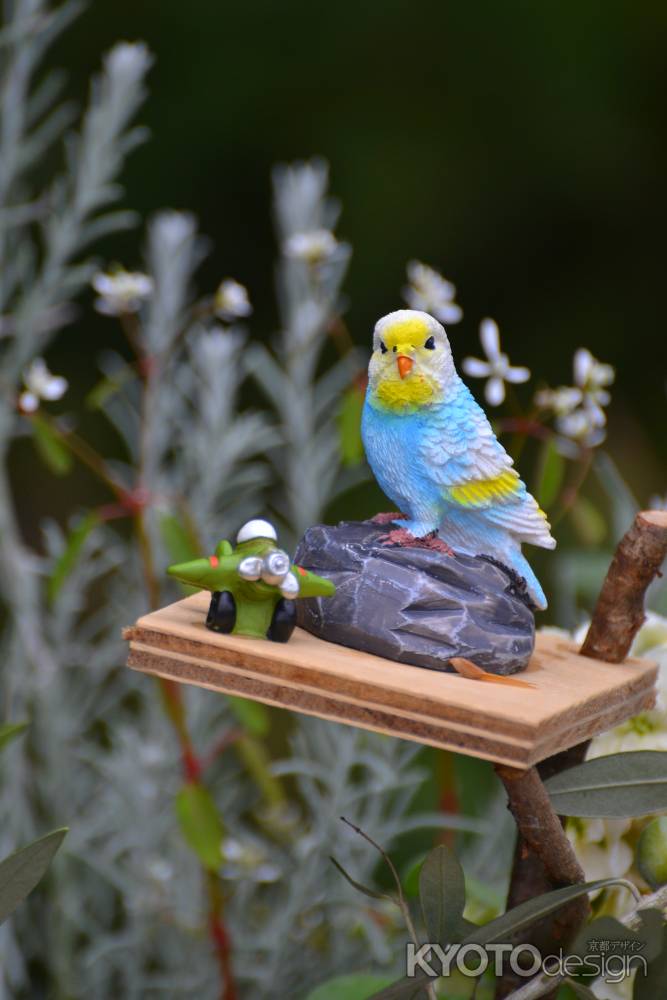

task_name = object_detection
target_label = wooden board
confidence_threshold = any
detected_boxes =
[124,592,658,768]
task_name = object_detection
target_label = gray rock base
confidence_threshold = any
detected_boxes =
[295,520,535,675]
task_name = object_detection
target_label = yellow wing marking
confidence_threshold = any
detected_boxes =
[449,469,521,508]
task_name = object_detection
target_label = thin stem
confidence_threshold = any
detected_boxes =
[207,871,239,1000]
[131,345,238,1000]
[118,311,143,357]
[235,734,286,811]
[30,412,126,499]
[495,417,553,443]
[341,817,438,1000]
[549,446,593,529]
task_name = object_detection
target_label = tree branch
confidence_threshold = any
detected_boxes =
[580,509,667,662]
[495,510,667,998]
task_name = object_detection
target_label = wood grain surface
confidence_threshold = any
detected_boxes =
[125,592,658,768]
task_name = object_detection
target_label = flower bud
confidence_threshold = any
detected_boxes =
[637,817,667,889]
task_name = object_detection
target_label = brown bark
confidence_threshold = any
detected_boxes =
[494,510,667,998]
[495,765,585,887]
[580,509,667,662]
[494,764,589,998]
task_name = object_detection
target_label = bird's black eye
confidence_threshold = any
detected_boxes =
[392,345,397,353]
[379,341,387,354]
[424,336,436,350]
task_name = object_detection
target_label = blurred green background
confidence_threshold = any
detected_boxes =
[30,0,665,532]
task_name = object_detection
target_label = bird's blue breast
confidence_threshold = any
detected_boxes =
[361,396,442,519]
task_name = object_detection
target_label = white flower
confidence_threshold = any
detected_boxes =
[534,348,614,447]
[556,406,607,447]
[461,318,530,406]
[283,228,338,264]
[574,347,615,426]
[19,358,68,413]
[567,816,634,884]
[402,260,463,324]
[214,279,252,321]
[92,268,153,316]
[562,615,667,928]
[534,385,583,416]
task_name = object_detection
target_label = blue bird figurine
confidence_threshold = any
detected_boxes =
[361,309,555,609]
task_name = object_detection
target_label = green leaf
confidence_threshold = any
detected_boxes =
[0,722,28,753]
[556,987,581,1000]
[47,511,100,604]
[401,856,423,899]
[544,751,667,818]
[536,438,566,509]
[418,845,469,947]
[637,817,667,888]
[330,856,390,902]
[174,784,223,871]
[572,911,663,964]
[227,696,270,737]
[633,925,667,999]
[159,513,200,566]
[463,879,637,948]
[593,452,638,542]
[563,979,599,999]
[370,878,638,1000]
[0,828,67,925]
[570,496,607,546]
[452,754,497,823]
[31,416,72,476]
[305,974,396,1000]
[338,384,365,466]
[160,513,201,594]
[86,366,135,410]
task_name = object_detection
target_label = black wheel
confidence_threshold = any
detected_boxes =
[206,591,236,633]
[266,598,297,643]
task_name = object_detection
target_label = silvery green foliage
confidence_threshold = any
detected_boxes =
[0,12,151,384]
[2,521,445,999]
[0,518,217,999]
[248,159,362,543]
[0,9,455,998]
[174,325,279,543]
[96,210,277,552]
[209,720,482,998]
[0,0,151,651]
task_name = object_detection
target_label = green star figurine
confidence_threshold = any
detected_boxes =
[167,518,335,643]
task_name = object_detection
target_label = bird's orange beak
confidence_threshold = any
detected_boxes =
[397,355,413,379]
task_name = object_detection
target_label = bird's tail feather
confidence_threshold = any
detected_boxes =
[506,549,548,610]
[438,516,548,610]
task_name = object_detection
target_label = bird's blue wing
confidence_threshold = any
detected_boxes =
[420,380,555,548]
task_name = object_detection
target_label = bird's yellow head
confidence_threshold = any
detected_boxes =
[367,309,454,413]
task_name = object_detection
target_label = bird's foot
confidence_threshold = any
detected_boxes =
[420,531,455,556]
[380,527,418,547]
[380,528,454,555]
[370,511,407,526]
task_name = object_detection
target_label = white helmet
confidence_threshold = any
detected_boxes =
[236,519,278,544]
